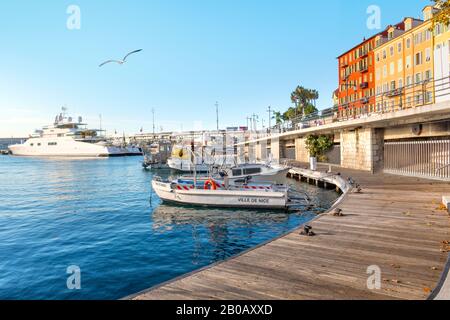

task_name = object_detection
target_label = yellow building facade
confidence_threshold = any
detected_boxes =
[434,12,450,103]
[374,6,438,113]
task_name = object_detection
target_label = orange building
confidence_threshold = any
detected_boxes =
[337,35,382,119]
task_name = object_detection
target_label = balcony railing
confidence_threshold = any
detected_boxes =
[360,82,369,89]
[260,75,450,137]
[385,88,403,97]
[360,66,369,73]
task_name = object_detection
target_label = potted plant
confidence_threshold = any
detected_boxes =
[305,135,334,171]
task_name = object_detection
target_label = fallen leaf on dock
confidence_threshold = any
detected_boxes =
[440,241,450,253]
[437,204,447,211]
[431,267,438,271]
[423,287,432,294]
[390,264,401,269]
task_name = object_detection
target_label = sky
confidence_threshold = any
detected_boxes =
[0,0,432,137]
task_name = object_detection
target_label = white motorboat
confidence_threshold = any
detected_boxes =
[151,177,289,210]
[8,108,143,158]
[177,163,291,185]
[217,163,291,184]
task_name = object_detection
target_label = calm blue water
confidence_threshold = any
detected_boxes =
[0,156,338,300]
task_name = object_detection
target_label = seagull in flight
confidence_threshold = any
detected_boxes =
[99,49,143,67]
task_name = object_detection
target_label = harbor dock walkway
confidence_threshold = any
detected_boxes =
[131,165,450,300]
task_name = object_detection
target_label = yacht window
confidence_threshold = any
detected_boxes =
[30,143,34,147]
[48,142,57,146]
[243,168,261,175]
[232,169,242,176]
[37,143,41,146]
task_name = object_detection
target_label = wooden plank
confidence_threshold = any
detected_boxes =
[131,166,450,300]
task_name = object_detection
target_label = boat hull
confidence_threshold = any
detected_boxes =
[167,158,210,172]
[152,180,288,210]
[8,139,142,158]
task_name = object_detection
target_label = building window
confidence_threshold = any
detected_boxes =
[405,21,412,31]
[390,81,396,91]
[415,52,423,65]
[399,79,403,88]
[435,23,442,36]
[426,48,431,62]
[398,59,403,72]
[415,73,422,84]
[390,46,394,56]
[406,38,411,49]
[406,55,411,69]
[390,62,395,75]
[406,76,412,86]
[383,65,387,78]
[383,50,387,59]
[398,42,402,52]
[415,94,423,105]
[425,70,432,81]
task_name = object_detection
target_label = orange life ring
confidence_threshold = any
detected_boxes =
[204,179,217,190]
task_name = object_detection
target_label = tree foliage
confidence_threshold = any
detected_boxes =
[290,86,319,119]
[433,0,450,26]
[274,86,319,123]
[305,135,334,160]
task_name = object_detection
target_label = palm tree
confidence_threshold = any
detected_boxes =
[290,86,319,119]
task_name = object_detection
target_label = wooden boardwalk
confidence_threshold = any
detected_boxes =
[132,166,450,300]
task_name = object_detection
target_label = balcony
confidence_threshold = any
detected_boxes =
[360,82,369,89]
[361,97,370,104]
[360,66,369,73]
[386,88,403,98]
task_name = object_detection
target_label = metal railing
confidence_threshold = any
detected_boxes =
[264,75,450,136]
[338,75,450,121]
[384,139,450,180]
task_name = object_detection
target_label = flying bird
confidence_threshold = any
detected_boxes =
[99,49,143,67]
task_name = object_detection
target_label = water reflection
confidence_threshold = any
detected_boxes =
[151,204,317,265]
[0,156,338,299]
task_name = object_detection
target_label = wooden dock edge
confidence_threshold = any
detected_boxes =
[124,168,352,300]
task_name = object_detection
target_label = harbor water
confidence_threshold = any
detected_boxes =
[0,156,339,300]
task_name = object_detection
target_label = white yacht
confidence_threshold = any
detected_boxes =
[8,109,143,157]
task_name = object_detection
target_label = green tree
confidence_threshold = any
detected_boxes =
[290,86,319,120]
[272,111,283,125]
[305,135,334,161]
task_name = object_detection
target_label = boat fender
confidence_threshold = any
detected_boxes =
[204,179,217,190]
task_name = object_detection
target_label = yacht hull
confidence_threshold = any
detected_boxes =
[8,139,142,158]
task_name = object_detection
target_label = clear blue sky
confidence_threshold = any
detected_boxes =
[0,0,430,137]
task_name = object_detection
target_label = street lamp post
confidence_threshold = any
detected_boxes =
[215,101,219,131]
